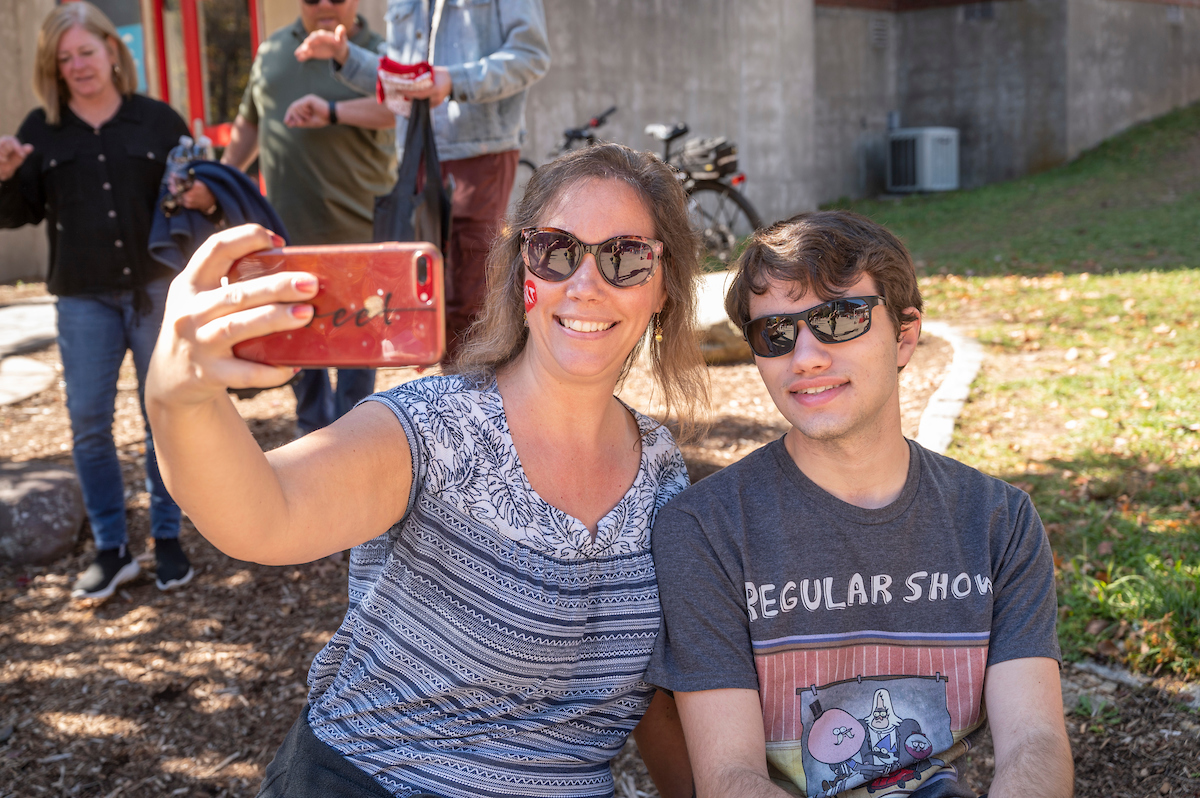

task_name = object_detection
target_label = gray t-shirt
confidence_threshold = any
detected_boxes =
[646,438,1059,798]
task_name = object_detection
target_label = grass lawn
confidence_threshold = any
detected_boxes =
[831,103,1200,680]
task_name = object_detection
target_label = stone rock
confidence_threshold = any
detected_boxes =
[0,460,84,565]
[0,356,57,406]
[699,318,752,365]
[0,301,57,358]
[696,271,752,365]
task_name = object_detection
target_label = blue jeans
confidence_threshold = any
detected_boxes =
[292,369,377,435]
[56,276,181,549]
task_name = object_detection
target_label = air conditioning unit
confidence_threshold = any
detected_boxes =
[887,127,959,192]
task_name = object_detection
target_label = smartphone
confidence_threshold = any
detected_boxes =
[228,242,445,368]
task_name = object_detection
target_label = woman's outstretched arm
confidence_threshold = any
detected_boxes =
[146,224,412,565]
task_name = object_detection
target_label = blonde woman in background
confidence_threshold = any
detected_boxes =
[0,2,204,600]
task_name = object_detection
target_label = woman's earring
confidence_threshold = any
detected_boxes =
[113,63,121,74]
[653,313,663,343]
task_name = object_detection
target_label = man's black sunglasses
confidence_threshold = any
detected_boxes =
[742,296,887,357]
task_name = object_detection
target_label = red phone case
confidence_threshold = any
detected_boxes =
[228,242,445,368]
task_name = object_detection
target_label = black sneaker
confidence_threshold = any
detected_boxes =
[154,538,194,591]
[71,545,141,600]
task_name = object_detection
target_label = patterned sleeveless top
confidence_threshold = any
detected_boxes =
[305,374,689,798]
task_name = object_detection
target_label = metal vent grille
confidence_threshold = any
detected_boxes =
[890,138,917,189]
[870,17,889,50]
[963,2,994,21]
[886,128,959,192]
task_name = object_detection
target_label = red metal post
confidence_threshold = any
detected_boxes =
[153,0,170,103]
[247,0,261,51]
[179,0,205,131]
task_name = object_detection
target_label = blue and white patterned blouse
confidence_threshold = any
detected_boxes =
[305,374,690,798]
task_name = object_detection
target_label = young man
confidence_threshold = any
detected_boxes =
[646,212,1073,798]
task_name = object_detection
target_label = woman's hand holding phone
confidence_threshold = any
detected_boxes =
[147,224,316,409]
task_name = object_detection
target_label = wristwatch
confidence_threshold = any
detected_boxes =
[328,99,338,125]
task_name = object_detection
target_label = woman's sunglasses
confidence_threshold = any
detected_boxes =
[520,228,663,289]
[743,296,887,357]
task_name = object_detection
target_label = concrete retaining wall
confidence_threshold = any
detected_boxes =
[812,0,1200,200]
[895,0,1068,188]
[524,0,816,228]
[1066,0,1200,158]
[812,6,898,201]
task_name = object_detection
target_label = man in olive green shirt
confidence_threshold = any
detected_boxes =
[220,0,395,435]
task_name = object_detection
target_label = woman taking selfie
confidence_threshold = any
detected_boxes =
[146,143,707,798]
[0,2,197,599]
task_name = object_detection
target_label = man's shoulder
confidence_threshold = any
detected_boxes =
[258,20,304,56]
[355,23,386,53]
[914,441,1031,506]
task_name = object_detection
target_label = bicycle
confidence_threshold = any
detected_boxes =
[511,107,763,266]
[644,121,763,265]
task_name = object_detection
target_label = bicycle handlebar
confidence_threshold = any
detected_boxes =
[563,106,619,142]
[590,106,618,128]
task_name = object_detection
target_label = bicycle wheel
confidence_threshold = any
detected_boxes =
[687,182,763,267]
[507,158,538,217]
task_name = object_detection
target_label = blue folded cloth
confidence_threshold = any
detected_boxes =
[148,161,290,271]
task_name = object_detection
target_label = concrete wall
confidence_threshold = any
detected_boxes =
[0,0,55,285]
[812,6,899,201]
[895,0,1068,189]
[1066,0,1200,158]
[523,0,816,227]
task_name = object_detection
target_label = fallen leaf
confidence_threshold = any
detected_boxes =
[1091,407,1110,419]
[1097,639,1122,660]
[1097,540,1114,556]
[1153,324,1171,335]
[1086,618,1108,635]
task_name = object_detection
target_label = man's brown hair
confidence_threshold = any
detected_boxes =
[725,210,922,340]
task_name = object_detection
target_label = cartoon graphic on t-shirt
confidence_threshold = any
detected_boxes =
[799,675,951,797]
[805,700,873,794]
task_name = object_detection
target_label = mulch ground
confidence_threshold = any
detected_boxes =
[2,282,1197,797]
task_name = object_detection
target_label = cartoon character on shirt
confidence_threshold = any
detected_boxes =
[864,687,916,767]
[806,701,878,796]
[860,688,945,793]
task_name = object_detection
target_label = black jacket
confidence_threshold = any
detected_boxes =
[149,161,291,271]
[0,94,189,296]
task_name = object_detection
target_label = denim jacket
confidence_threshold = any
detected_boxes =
[336,0,550,161]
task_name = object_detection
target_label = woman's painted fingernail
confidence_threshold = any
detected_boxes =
[290,303,312,319]
[270,234,286,248]
[294,275,317,292]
